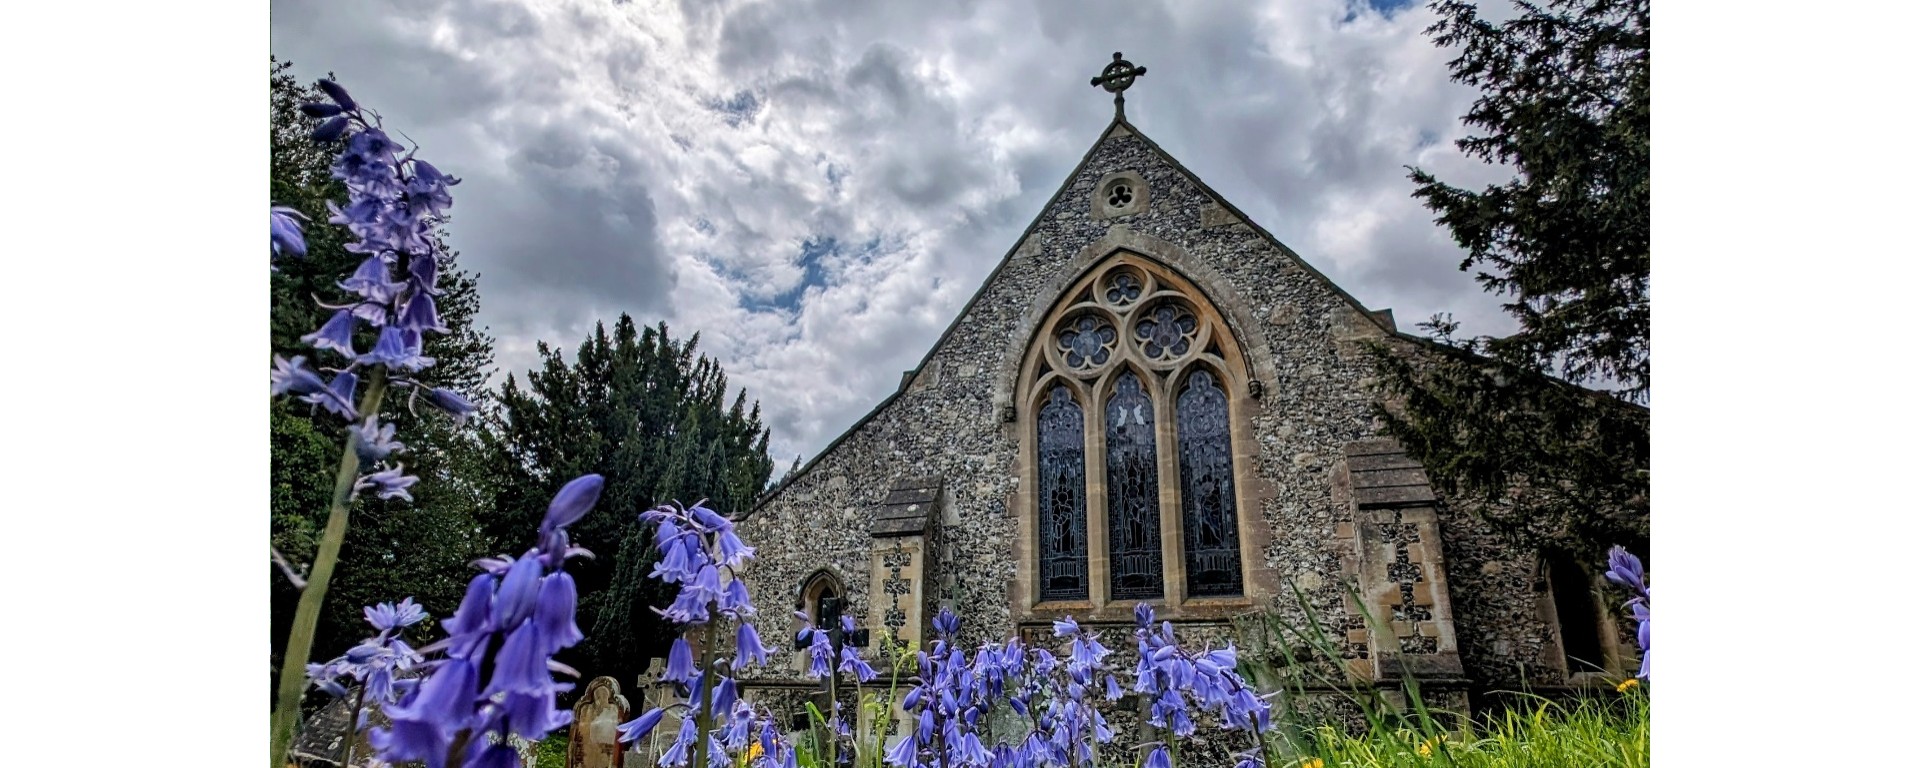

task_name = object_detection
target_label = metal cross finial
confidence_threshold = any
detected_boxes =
[1090,51,1147,120]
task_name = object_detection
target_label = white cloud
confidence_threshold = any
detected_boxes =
[271,0,1520,465]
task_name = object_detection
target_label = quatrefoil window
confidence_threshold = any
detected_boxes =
[1135,303,1199,360]
[1104,272,1143,307]
[1057,314,1118,370]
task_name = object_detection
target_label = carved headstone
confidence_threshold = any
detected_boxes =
[567,677,630,768]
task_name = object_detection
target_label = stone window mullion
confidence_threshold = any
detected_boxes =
[1156,367,1188,604]
[1085,380,1111,609]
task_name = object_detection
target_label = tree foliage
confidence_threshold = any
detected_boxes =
[268,59,495,697]
[1374,0,1649,548]
[478,314,775,690]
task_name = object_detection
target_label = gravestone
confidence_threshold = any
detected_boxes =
[630,658,682,767]
[567,677,630,768]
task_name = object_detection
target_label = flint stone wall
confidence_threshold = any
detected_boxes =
[731,122,1601,710]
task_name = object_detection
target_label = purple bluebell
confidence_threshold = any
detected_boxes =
[1605,546,1651,679]
[421,386,477,423]
[399,290,446,333]
[316,78,357,111]
[349,416,405,462]
[1144,745,1171,768]
[534,571,583,652]
[364,475,600,768]
[616,707,666,744]
[736,622,769,667]
[270,355,327,397]
[271,206,308,259]
[354,464,417,501]
[663,638,697,683]
[312,115,350,142]
[300,370,359,420]
[1605,546,1648,599]
[302,309,359,359]
[543,474,605,533]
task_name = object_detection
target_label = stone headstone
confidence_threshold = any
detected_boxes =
[567,677,630,768]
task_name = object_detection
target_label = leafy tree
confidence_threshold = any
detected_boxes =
[1372,0,1649,548]
[268,59,496,702]
[478,315,775,691]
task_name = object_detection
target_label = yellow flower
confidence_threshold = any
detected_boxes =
[1417,735,1444,757]
[1617,678,1640,693]
[1298,759,1324,768]
[747,742,764,760]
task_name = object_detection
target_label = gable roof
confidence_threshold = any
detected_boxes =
[746,113,1603,514]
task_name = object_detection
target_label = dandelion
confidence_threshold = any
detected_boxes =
[1617,678,1640,693]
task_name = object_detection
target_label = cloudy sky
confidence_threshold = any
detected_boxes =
[270,0,1517,465]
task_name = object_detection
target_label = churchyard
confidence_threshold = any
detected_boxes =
[269,3,1647,767]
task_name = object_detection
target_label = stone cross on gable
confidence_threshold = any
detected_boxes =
[1090,51,1147,119]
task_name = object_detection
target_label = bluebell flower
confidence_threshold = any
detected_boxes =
[663,638,697,683]
[1144,745,1171,768]
[355,464,418,501]
[270,355,327,397]
[364,476,600,767]
[543,474,605,533]
[1605,546,1648,599]
[365,597,427,631]
[349,416,405,462]
[736,622,769,667]
[316,78,357,111]
[421,386,478,423]
[400,290,446,333]
[534,571,583,652]
[302,309,359,359]
[300,370,359,420]
[616,707,666,744]
[271,206,308,259]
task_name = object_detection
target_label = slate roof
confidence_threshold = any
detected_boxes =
[870,476,942,537]
[1343,439,1438,509]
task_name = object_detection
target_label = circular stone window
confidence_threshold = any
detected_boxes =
[1093,171,1147,219]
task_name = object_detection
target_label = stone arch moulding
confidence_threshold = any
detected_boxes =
[1007,247,1281,625]
[796,568,847,625]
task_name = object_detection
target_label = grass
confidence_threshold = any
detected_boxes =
[1282,684,1648,768]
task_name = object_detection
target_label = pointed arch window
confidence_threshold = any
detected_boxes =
[1021,254,1252,610]
[1037,386,1089,601]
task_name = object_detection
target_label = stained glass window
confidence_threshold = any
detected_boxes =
[1037,385,1088,601]
[1106,371,1163,600]
[1057,315,1117,371]
[1135,303,1198,360]
[1178,370,1242,597]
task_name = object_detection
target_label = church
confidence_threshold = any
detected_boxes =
[724,53,1643,732]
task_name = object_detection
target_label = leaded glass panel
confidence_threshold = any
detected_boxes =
[1135,303,1198,360]
[1057,315,1117,371]
[1178,370,1242,596]
[1037,386,1088,601]
[1106,371,1163,600]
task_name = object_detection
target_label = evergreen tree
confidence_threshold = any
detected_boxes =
[268,59,495,699]
[1371,0,1649,548]
[478,315,775,691]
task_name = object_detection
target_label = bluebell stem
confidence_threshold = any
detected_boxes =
[271,77,481,766]
[617,500,802,768]
[363,474,604,768]
[1605,546,1650,679]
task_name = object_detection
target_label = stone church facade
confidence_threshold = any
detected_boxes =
[725,108,1642,728]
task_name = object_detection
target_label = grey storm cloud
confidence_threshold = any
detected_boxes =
[271,0,1520,466]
